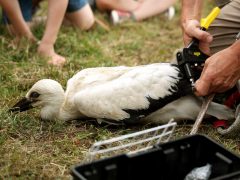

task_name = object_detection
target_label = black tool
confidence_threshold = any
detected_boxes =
[177,7,221,89]
[177,38,209,89]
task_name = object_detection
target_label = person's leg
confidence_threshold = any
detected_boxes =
[65,0,94,30]
[96,0,140,12]
[133,0,176,21]
[0,0,35,41]
[108,0,176,24]
[208,0,240,54]
[37,0,68,67]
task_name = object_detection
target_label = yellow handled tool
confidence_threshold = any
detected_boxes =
[176,6,221,134]
[200,7,220,30]
[177,6,221,88]
[189,7,221,135]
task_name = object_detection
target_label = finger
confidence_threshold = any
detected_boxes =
[199,41,211,55]
[190,29,213,43]
[185,21,213,43]
[183,35,192,47]
[195,79,211,96]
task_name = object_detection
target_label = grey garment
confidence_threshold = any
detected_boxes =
[208,0,240,54]
[215,0,231,7]
[206,1,240,137]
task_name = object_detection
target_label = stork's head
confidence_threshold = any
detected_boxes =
[9,79,65,120]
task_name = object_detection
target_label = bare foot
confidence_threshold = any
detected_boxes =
[38,42,66,67]
[47,53,66,67]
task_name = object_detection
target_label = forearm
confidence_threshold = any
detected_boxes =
[229,40,240,65]
[41,0,68,45]
[181,0,203,28]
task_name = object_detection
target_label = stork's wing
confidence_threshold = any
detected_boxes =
[73,63,189,123]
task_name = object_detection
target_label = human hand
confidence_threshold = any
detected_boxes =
[195,44,240,96]
[182,19,213,55]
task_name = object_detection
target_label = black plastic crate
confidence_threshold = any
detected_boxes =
[71,135,240,180]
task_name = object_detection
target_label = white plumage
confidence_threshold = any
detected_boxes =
[10,63,235,125]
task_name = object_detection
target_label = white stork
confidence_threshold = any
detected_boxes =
[9,63,234,125]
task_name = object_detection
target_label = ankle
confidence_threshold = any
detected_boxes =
[37,42,55,56]
[37,43,66,67]
[18,27,36,42]
[110,10,136,25]
[129,12,136,21]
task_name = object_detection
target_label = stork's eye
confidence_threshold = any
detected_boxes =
[30,92,40,98]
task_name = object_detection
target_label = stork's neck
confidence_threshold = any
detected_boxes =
[40,92,65,121]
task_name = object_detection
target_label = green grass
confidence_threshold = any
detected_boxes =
[0,2,239,178]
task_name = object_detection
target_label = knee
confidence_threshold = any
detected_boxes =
[80,14,95,30]
[66,4,95,30]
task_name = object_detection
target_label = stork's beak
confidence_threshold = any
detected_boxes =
[9,97,34,113]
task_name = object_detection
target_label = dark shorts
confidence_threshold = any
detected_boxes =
[67,0,88,13]
[2,0,88,24]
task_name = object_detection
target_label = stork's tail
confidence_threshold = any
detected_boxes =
[217,104,240,137]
